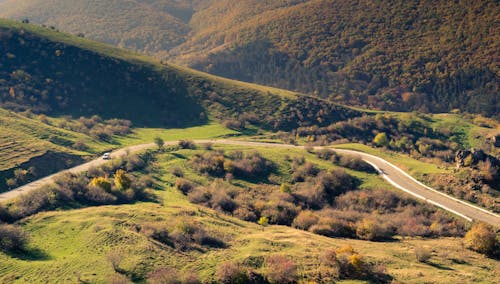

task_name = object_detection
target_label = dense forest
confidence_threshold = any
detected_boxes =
[182,0,499,116]
[2,0,497,117]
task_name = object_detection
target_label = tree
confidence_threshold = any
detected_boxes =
[114,169,132,190]
[154,137,164,150]
[464,222,497,255]
[90,177,112,192]
[258,216,269,227]
[0,224,28,252]
[373,132,389,147]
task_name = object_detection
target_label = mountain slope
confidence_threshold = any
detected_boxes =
[0,0,201,56]
[0,18,360,130]
[177,0,499,116]
[1,0,497,116]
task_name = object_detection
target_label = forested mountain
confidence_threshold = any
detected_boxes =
[0,0,208,57]
[0,0,498,116]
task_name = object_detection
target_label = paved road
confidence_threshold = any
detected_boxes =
[1,139,499,227]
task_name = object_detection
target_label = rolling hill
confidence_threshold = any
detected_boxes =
[0,18,361,191]
[0,18,360,130]
[1,0,498,116]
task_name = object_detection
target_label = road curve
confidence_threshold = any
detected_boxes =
[1,139,499,227]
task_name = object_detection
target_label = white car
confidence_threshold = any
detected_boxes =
[102,152,111,160]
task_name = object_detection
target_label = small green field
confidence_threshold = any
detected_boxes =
[115,121,240,146]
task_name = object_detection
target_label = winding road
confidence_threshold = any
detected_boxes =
[1,139,499,227]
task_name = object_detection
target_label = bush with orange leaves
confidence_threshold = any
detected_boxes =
[464,222,498,256]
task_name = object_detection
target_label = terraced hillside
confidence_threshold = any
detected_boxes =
[0,107,120,191]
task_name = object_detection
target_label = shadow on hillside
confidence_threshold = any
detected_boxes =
[426,261,454,271]
[0,30,208,129]
[6,247,51,261]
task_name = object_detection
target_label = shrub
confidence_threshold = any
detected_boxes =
[279,183,292,193]
[141,223,173,247]
[265,255,297,284]
[182,272,202,284]
[223,118,246,130]
[217,262,249,284]
[464,222,497,255]
[125,154,146,171]
[261,200,299,225]
[355,218,393,241]
[188,187,212,205]
[154,137,164,150]
[316,148,336,161]
[108,274,131,284]
[310,217,355,238]
[171,167,184,177]
[179,140,196,149]
[136,175,155,189]
[414,246,431,262]
[338,155,375,173]
[175,179,195,194]
[233,207,257,222]
[72,140,88,151]
[292,210,319,230]
[9,188,52,219]
[258,216,269,227]
[231,152,275,179]
[291,162,319,182]
[85,185,117,204]
[170,220,225,250]
[147,267,180,284]
[90,177,112,192]
[0,204,12,223]
[211,190,237,213]
[114,169,132,190]
[191,152,226,177]
[373,132,389,147]
[0,223,28,252]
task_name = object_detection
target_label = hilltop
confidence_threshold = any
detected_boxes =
[1,0,498,116]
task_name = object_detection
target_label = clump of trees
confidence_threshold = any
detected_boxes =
[49,115,132,142]
[190,150,275,180]
[179,149,465,240]
[315,149,375,173]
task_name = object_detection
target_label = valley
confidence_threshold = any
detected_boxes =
[0,8,498,284]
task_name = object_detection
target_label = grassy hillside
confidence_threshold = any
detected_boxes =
[0,107,122,191]
[0,18,360,130]
[2,0,497,116]
[1,144,497,283]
